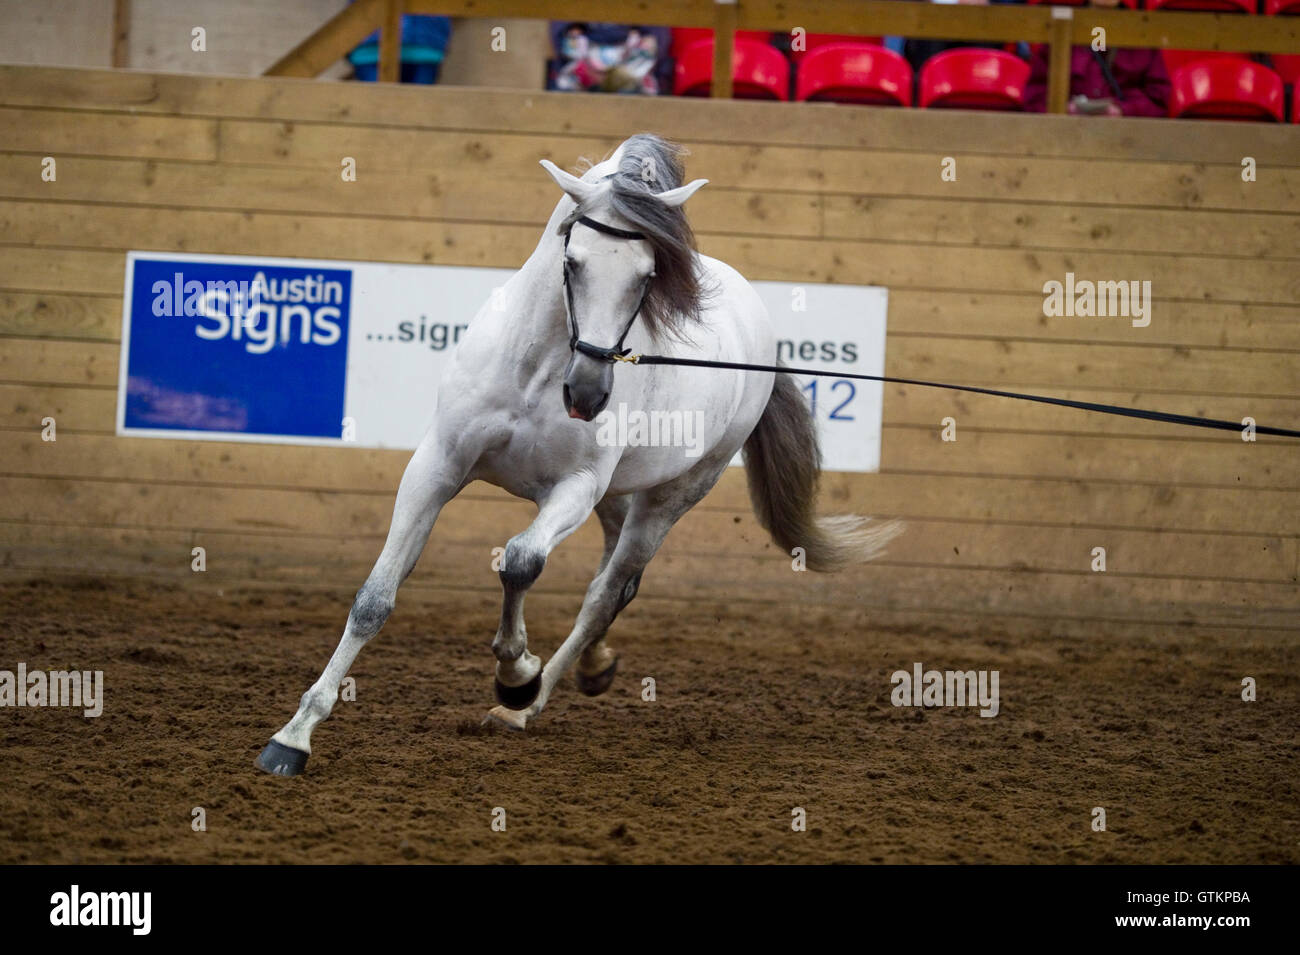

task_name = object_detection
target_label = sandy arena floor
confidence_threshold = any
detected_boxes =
[1,575,1295,864]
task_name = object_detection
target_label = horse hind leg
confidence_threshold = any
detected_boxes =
[576,495,637,697]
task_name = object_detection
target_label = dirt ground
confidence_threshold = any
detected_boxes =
[1,574,1295,864]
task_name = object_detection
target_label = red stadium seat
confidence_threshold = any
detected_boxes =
[1162,50,1252,74]
[919,48,1030,111]
[1272,54,1300,83]
[1265,0,1300,11]
[674,39,791,100]
[796,43,913,106]
[790,33,884,61]
[1170,60,1285,121]
[1148,0,1256,10]
[670,28,771,56]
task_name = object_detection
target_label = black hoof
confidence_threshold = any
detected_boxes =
[576,655,619,697]
[494,670,542,711]
[255,739,309,777]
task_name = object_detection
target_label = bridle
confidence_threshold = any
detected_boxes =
[562,216,652,363]
[558,216,1300,439]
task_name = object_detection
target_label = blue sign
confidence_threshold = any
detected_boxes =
[120,254,352,441]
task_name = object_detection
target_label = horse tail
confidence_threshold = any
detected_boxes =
[742,372,903,572]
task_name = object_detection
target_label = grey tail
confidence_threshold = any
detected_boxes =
[743,372,903,572]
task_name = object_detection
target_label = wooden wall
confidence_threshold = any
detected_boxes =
[1,65,1297,640]
[0,0,356,77]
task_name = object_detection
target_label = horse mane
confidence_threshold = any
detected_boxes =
[561,133,713,340]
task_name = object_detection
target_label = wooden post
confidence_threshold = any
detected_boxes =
[112,0,130,68]
[379,0,403,83]
[1047,6,1073,115]
[266,0,386,78]
[711,0,736,99]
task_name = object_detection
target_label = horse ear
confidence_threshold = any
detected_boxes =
[654,178,708,208]
[540,159,597,205]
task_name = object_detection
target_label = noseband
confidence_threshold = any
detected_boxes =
[562,216,651,363]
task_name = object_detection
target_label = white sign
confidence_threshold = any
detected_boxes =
[119,252,888,471]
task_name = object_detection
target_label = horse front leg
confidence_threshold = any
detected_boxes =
[255,430,472,776]
[489,472,603,712]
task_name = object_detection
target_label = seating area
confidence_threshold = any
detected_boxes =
[662,4,1300,121]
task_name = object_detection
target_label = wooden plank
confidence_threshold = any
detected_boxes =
[881,385,1300,439]
[821,518,1296,583]
[3,514,1292,620]
[265,0,384,77]
[5,155,1289,261]
[1,462,1294,539]
[876,429,1298,489]
[407,0,716,28]
[0,340,121,387]
[208,121,1300,213]
[3,66,1297,167]
[4,201,1295,310]
[824,195,1300,262]
[0,384,116,433]
[1078,6,1300,54]
[1,468,1292,589]
[707,235,1300,307]
[885,291,1300,352]
[0,474,519,542]
[0,291,121,341]
[1,486,1294,628]
[0,432,1292,580]
[0,180,821,244]
[1,432,411,497]
[6,428,1298,511]
[0,248,123,296]
[695,144,1300,213]
[0,108,217,162]
[0,505,1293,628]
[881,338,1297,399]
[214,121,613,173]
[699,469,1296,536]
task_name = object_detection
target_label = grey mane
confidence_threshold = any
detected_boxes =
[560,133,713,339]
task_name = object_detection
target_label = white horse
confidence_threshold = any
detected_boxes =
[256,134,900,776]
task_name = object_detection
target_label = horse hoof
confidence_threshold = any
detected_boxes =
[255,739,309,777]
[482,705,528,731]
[494,670,542,710]
[576,655,620,697]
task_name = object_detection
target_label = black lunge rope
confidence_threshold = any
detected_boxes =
[610,353,1300,439]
